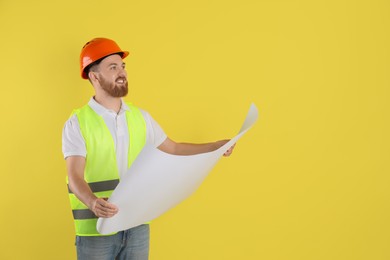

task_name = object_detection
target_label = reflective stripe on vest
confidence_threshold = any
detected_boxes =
[67,102,146,236]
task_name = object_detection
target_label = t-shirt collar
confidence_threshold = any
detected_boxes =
[88,97,130,116]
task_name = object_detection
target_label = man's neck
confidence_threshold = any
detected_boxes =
[94,94,122,114]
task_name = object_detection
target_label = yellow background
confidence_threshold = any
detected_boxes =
[1,0,389,259]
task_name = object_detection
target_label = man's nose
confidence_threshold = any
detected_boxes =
[118,67,127,77]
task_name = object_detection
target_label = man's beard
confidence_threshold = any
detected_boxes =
[99,76,128,97]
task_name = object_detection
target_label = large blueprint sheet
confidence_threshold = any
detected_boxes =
[97,104,258,234]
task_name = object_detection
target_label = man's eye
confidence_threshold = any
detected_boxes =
[110,66,117,70]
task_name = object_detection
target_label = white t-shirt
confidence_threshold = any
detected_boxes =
[62,98,167,179]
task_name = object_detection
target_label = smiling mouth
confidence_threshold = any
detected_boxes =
[116,78,127,84]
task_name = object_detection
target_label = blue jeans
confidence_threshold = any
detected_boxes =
[75,224,150,260]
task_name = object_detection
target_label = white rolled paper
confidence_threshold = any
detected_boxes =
[97,103,258,234]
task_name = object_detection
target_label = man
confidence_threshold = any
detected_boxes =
[62,37,235,260]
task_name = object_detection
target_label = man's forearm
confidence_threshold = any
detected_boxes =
[66,156,96,210]
[68,175,97,210]
[158,138,230,155]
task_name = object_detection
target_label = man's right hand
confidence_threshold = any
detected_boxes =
[91,197,119,218]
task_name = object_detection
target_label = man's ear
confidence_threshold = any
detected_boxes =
[89,71,98,81]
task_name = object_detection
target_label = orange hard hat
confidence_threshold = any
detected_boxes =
[80,37,129,79]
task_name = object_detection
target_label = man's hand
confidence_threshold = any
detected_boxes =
[215,139,236,157]
[223,143,236,157]
[91,197,119,218]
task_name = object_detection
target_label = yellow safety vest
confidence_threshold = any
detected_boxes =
[67,102,146,236]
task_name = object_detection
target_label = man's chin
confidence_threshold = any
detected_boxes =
[107,89,128,98]
[114,85,128,97]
